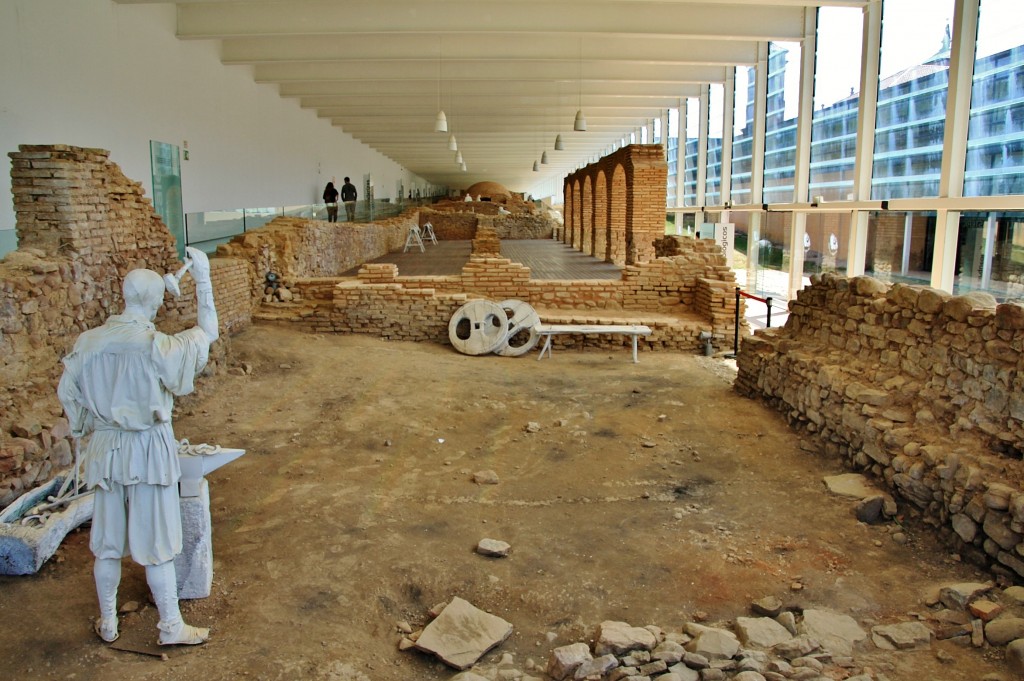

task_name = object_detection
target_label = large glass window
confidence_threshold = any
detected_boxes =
[809,7,863,202]
[706,84,724,205]
[953,213,1024,301]
[805,213,851,278]
[764,42,801,203]
[683,98,699,206]
[871,0,954,199]
[864,210,935,286]
[964,0,1024,197]
[731,66,755,204]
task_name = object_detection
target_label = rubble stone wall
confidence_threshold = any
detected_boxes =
[1,145,252,508]
[736,272,1024,581]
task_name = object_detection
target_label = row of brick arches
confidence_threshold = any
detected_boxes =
[562,144,668,266]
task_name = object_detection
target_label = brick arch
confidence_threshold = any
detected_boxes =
[562,145,666,265]
[609,163,627,265]
[573,179,585,250]
[593,169,608,261]
[562,179,574,245]
[581,175,593,256]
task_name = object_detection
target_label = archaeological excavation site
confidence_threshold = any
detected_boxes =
[5,1,1024,680]
[1,142,1024,681]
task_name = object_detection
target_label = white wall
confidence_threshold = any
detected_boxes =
[0,0,426,239]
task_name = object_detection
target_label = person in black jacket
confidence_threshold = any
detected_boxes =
[323,181,340,222]
[341,177,358,221]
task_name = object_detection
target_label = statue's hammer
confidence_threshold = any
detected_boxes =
[164,258,193,298]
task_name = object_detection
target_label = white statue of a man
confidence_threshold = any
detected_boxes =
[58,247,218,646]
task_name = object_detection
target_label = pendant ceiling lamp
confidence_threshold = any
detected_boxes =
[554,134,565,151]
[461,162,467,172]
[448,134,458,151]
[434,43,447,132]
[573,39,587,132]
[541,151,549,164]
[455,150,463,164]
[533,160,539,172]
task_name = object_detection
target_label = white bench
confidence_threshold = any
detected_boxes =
[535,324,653,363]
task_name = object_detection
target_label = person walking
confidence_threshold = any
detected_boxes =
[341,177,358,221]
[323,181,340,222]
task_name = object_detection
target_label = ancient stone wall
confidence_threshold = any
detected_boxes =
[418,208,555,241]
[215,213,414,301]
[420,211,478,240]
[0,144,251,508]
[736,272,1024,581]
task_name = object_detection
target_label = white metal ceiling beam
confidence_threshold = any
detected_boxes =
[254,62,729,84]
[221,34,760,66]
[176,2,806,42]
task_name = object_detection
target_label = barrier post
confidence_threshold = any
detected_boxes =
[733,287,741,357]
[766,297,773,329]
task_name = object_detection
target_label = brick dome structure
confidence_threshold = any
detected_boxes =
[464,181,513,204]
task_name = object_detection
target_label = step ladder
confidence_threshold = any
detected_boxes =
[403,225,425,253]
[421,221,438,245]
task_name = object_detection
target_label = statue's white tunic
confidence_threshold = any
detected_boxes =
[58,313,209,564]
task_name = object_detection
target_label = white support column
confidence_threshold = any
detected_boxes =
[721,69,736,209]
[697,84,710,228]
[901,213,914,275]
[677,99,686,210]
[788,8,817,298]
[981,214,997,288]
[747,42,770,287]
[848,0,882,277]
[661,109,670,152]
[931,0,979,292]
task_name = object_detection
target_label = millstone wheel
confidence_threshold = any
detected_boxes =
[494,299,541,357]
[448,300,509,355]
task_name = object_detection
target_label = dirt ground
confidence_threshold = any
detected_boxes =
[0,325,1012,680]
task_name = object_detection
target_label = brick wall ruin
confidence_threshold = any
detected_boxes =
[563,145,668,266]
[736,272,1024,581]
[418,208,555,241]
[255,234,743,354]
[0,145,251,507]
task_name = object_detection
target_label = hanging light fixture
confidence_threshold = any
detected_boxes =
[448,133,458,151]
[434,42,447,132]
[574,38,587,132]
[533,160,539,172]
[455,150,463,164]
[554,134,565,151]
[541,151,549,164]
[461,162,467,172]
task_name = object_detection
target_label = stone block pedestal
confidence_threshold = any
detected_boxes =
[175,479,213,599]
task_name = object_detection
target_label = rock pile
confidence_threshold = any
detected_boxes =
[410,580,1024,680]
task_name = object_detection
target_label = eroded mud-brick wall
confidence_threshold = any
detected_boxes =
[215,214,415,302]
[736,272,1024,581]
[0,145,250,508]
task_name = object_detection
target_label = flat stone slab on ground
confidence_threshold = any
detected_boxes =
[823,473,880,499]
[871,621,932,650]
[735,617,794,649]
[594,620,658,656]
[414,596,513,670]
[476,538,511,557]
[798,609,867,657]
